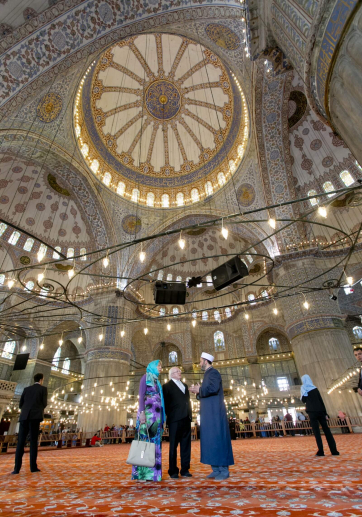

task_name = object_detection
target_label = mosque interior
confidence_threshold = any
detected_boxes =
[1,0,362,436]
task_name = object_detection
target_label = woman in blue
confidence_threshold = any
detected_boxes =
[132,360,166,481]
[190,352,234,480]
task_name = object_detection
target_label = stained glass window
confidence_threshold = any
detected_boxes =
[2,340,16,360]
[202,311,208,321]
[62,357,70,375]
[269,337,280,351]
[214,330,225,351]
[205,181,213,196]
[162,194,169,207]
[8,231,21,245]
[132,189,140,203]
[147,192,155,207]
[23,238,34,252]
[117,182,125,195]
[323,181,335,197]
[53,246,61,259]
[191,188,200,203]
[176,192,184,206]
[340,170,354,186]
[352,326,362,339]
[169,351,177,364]
[67,248,74,259]
[52,347,61,370]
[0,222,8,236]
[307,190,318,206]
[103,172,111,186]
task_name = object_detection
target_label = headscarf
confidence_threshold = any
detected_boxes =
[300,374,317,398]
[146,360,166,423]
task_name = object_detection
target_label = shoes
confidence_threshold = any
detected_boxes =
[170,473,179,479]
[31,469,41,472]
[206,471,218,478]
[181,472,192,477]
[10,471,19,475]
[315,451,325,456]
[215,472,230,481]
[331,451,340,456]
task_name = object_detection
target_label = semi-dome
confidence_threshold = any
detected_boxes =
[74,33,249,208]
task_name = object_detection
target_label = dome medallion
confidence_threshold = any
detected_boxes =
[74,33,249,208]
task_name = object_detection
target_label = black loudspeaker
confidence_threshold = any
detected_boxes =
[13,353,29,371]
[154,281,187,305]
[211,256,249,291]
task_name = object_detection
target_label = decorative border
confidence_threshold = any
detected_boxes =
[287,315,344,339]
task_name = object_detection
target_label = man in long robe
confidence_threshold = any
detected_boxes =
[189,352,234,480]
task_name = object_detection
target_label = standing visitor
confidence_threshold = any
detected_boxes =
[300,375,339,456]
[12,373,48,474]
[132,360,165,481]
[354,347,362,396]
[189,352,234,480]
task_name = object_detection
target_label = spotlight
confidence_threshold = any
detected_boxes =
[268,218,276,229]
[144,327,148,335]
[318,206,327,218]
[103,256,109,268]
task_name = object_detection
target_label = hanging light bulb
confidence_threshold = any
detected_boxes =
[139,245,146,263]
[59,338,63,346]
[178,231,185,250]
[38,272,45,282]
[346,276,353,286]
[244,312,249,320]
[78,336,83,344]
[273,307,278,315]
[7,279,15,289]
[303,300,309,310]
[192,319,196,327]
[268,218,276,229]
[40,343,44,350]
[144,327,148,335]
[99,333,103,341]
[318,206,327,218]
[167,323,171,331]
[22,345,27,352]
[221,219,228,240]
[103,254,109,268]
[68,261,75,279]
[120,330,125,337]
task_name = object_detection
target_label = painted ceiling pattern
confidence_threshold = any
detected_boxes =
[75,33,249,207]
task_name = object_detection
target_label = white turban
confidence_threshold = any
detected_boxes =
[201,352,214,362]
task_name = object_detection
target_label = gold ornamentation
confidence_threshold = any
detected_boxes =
[20,256,31,265]
[48,174,70,196]
[36,93,62,123]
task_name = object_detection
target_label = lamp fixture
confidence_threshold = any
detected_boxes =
[221,219,228,240]
[192,319,196,327]
[268,218,276,229]
[7,278,15,289]
[103,253,109,268]
[178,231,185,250]
[144,327,148,335]
[167,323,171,331]
[120,330,125,337]
[318,206,327,218]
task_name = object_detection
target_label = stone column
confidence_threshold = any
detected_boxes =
[274,257,362,416]
[77,299,133,433]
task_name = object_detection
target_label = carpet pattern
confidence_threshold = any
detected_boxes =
[1,435,362,516]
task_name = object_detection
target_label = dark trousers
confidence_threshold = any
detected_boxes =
[168,417,191,476]
[309,412,338,454]
[14,419,41,472]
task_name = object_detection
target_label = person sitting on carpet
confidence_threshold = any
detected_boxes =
[91,432,103,447]
[300,374,339,457]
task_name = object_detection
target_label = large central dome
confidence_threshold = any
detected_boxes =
[74,33,249,208]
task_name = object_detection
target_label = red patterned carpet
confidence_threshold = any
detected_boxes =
[1,435,362,516]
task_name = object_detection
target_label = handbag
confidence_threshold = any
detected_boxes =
[126,424,155,468]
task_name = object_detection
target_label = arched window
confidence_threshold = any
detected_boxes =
[205,181,213,196]
[37,243,47,262]
[218,172,226,186]
[162,194,170,207]
[225,307,232,318]
[103,172,111,186]
[0,274,5,285]
[176,192,184,206]
[117,182,125,196]
[172,307,179,316]
[352,326,362,339]
[80,248,87,260]
[53,246,61,259]
[176,276,182,282]
[81,143,89,157]
[167,273,172,281]
[323,181,335,197]
[52,347,61,371]
[0,222,7,236]
[67,248,74,259]
[25,280,34,291]
[157,270,164,281]
[146,192,155,207]
[214,310,221,322]
[307,190,318,206]
[8,231,21,245]
[23,238,34,252]
[214,330,225,351]
[191,188,200,203]
[2,340,16,360]
[262,290,269,298]
[169,351,178,364]
[192,310,197,319]
[202,311,208,321]
[340,170,354,186]
[269,337,280,351]
[159,307,166,317]
[206,275,213,286]
[62,357,70,375]
[132,189,140,203]
[91,159,99,173]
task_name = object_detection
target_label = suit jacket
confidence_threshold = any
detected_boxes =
[162,379,192,426]
[301,387,326,414]
[358,368,362,391]
[19,383,48,421]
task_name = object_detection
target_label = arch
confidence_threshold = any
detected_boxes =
[153,342,183,367]
[176,192,184,206]
[340,170,354,186]
[255,328,291,356]
[162,194,170,208]
[147,192,155,207]
[103,172,111,186]
[51,346,61,370]
[323,181,335,197]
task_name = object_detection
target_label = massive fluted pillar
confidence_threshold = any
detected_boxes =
[274,256,362,416]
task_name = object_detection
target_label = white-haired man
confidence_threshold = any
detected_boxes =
[162,366,192,478]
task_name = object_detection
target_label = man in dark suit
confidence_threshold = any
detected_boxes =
[354,347,362,396]
[163,366,192,478]
[12,372,48,474]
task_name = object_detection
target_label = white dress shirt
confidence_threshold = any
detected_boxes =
[172,378,185,394]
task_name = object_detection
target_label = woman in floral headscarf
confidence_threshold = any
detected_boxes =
[131,360,166,481]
